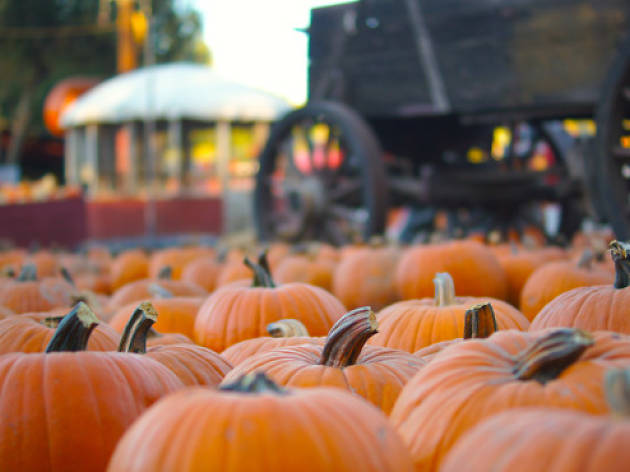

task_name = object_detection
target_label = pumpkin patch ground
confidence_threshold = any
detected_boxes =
[0,234,628,471]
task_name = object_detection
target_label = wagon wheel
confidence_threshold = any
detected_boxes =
[254,101,388,245]
[594,36,630,240]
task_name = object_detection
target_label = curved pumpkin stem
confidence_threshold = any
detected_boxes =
[117,301,158,353]
[605,368,630,417]
[244,252,276,288]
[45,302,99,352]
[221,372,287,394]
[17,263,37,282]
[512,329,594,384]
[434,273,456,306]
[267,319,309,338]
[60,267,76,286]
[320,306,377,368]
[464,303,497,339]
[610,240,630,289]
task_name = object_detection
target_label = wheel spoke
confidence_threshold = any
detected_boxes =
[328,178,362,202]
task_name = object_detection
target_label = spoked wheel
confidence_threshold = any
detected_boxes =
[254,101,388,244]
[594,37,630,240]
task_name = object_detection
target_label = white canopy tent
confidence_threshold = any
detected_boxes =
[60,63,291,218]
[61,62,291,126]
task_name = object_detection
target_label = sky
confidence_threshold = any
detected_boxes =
[187,0,350,105]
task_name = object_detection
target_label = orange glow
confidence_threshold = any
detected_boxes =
[43,77,100,136]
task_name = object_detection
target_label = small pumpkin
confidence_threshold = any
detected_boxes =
[148,247,215,280]
[395,240,508,300]
[0,264,75,313]
[332,246,400,310]
[180,257,220,292]
[0,303,183,472]
[368,273,528,353]
[194,254,345,352]
[274,254,335,290]
[530,240,630,333]
[107,372,414,472]
[109,297,205,339]
[221,319,323,366]
[221,307,425,413]
[107,278,206,311]
[0,305,119,353]
[441,368,630,472]
[391,328,630,472]
[520,250,612,320]
[117,302,232,386]
[110,249,149,291]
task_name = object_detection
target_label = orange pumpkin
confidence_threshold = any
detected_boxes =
[110,249,149,291]
[0,265,75,313]
[148,246,215,280]
[195,255,345,352]
[530,240,630,333]
[274,254,334,290]
[413,302,498,362]
[117,303,232,386]
[107,278,206,310]
[180,257,220,292]
[368,273,528,353]
[519,251,613,320]
[215,258,253,287]
[107,373,414,472]
[497,248,547,306]
[441,369,630,472]
[221,307,425,414]
[390,329,630,471]
[109,297,204,339]
[27,250,59,277]
[332,246,400,310]
[221,319,324,366]
[396,240,508,300]
[0,306,119,353]
[0,303,183,472]
[146,330,194,347]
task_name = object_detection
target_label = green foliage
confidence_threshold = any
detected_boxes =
[0,0,210,137]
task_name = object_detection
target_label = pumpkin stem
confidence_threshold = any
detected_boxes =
[434,273,456,306]
[464,303,497,339]
[512,329,594,384]
[267,319,310,337]
[60,267,76,286]
[610,240,630,289]
[41,316,64,329]
[148,283,173,299]
[244,252,276,288]
[320,306,377,368]
[157,266,172,280]
[44,302,99,352]
[220,372,287,394]
[117,302,158,353]
[576,249,593,270]
[17,263,37,282]
[605,368,630,417]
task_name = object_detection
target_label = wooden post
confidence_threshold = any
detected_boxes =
[84,124,99,194]
[64,128,80,186]
[167,119,183,191]
[216,120,231,233]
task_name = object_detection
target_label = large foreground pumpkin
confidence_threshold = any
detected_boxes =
[390,328,630,471]
[531,240,630,334]
[368,273,528,352]
[441,369,630,472]
[221,307,424,413]
[194,255,345,351]
[0,303,182,472]
[395,240,508,300]
[107,373,414,472]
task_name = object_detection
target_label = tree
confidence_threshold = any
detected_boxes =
[0,0,210,168]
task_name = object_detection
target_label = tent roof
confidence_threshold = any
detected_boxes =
[61,63,292,127]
